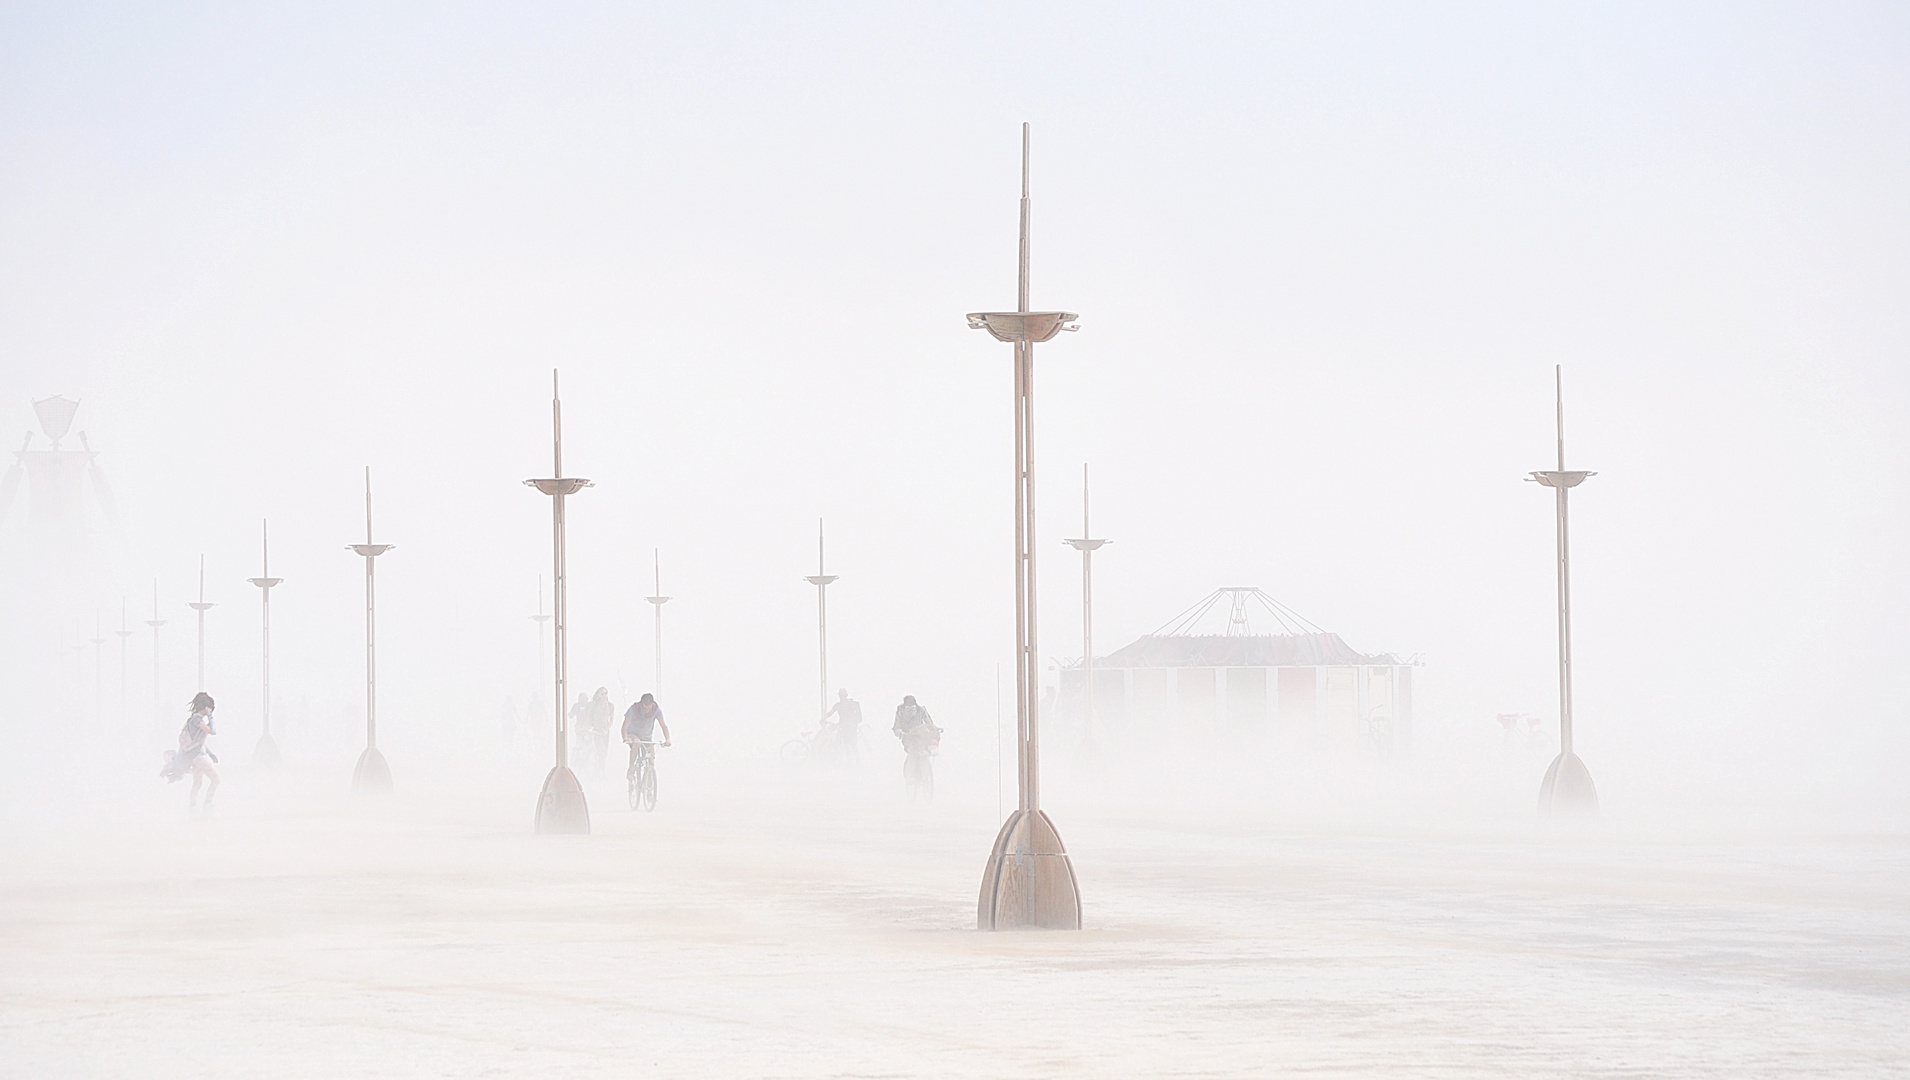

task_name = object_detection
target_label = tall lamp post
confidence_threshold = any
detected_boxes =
[969,123,1083,930]
[349,468,395,793]
[645,550,670,698]
[1529,365,1598,814]
[525,370,592,834]
[145,581,166,720]
[188,556,214,692]
[114,598,133,729]
[1061,463,1110,752]
[248,519,284,768]
[804,519,838,725]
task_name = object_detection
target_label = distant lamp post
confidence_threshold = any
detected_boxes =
[969,123,1083,931]
[248,519,284,769]
[531,575,551,697]
[188,555,215,692]
[90,610,105,731]
[1528,365,1598,814]
[804,519,838,725]
[349,468,395,794]
[1061,463,1110,752]
[114,598,133,729]
[645,550,670,698]
[145,581,167,720]
[525,370,592,835]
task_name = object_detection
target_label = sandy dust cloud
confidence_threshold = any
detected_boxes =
[1,4,1906,1078]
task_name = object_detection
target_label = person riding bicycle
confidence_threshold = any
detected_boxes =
[622,693,672,779]
[892,695,938,749]
[822,688,863,759]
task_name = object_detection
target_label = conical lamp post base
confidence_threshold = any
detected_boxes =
[253,733,281,770]
[352,746,392,794]
[978,809,1081,930]
[534,765,590,834]
[1538,751,1597,815]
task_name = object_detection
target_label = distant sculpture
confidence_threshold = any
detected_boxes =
[0,395,120,541]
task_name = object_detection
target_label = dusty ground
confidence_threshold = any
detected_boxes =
[2,752,1906,1079]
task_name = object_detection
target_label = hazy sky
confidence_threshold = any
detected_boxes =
[2,2,1905,820]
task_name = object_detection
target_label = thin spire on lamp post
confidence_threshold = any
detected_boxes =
[188,555,215,693]
[525,369,593,834]
[349,467,395,793]
[1062,463,1110,749]
[804,519,839,725]
[1528,365,1598,814]
[645,550,670,699]
[248,519,284,768]
[968,123,1083,930]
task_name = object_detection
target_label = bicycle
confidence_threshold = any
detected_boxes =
[626,740,664,811]
[780,728,819,764]
[899,724,940,801]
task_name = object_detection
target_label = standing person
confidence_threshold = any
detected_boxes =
[822,688,863,765]
[160,692,220,815]
[621,693,672,779]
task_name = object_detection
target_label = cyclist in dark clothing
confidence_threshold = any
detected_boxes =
[892,694,931,735]
[622,693,672,779]
[822,688,863,762]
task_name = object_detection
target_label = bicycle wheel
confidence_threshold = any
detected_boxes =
[638,763,658,812]
[780,739,807,764]
[904,753,930,800]
[627,768,641,810]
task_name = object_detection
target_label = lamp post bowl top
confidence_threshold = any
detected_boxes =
[645,595,672,605]
[525,478,593,496]
[187,602,216,611]
[966,312,1080,343]
[349,544,395,557]
[805,575,839,586]
[1062,538,1110,551]
[248,577,285,589]
[1529,470,1596,489]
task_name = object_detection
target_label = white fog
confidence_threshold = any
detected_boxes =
[2,4,1906,1077]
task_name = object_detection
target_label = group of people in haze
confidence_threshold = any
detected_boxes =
[815,688,940,763]
[563,688,673,779]
[156,681,940,813]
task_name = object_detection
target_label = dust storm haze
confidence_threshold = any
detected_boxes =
[2,4,1906,1078]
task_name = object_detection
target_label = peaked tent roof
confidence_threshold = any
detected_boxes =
[1090,588,1407,668]
[1100,633,1399,668]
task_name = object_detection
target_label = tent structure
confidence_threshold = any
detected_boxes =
[1061,587,1416,747]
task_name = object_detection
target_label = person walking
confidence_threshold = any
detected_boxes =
[160,692,220,816]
